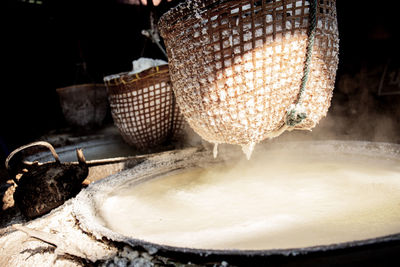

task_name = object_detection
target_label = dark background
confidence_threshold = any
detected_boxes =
[1,0,399,161]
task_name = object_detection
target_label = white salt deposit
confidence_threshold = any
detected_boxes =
[213,143,219,158]
[241,142,255,160]
[130,58,167,75]
[103,73,121,82]
[103,58,167,82]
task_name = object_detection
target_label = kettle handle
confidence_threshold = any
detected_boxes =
[5,141,60,171]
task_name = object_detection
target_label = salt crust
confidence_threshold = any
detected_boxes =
[103,58,167,82]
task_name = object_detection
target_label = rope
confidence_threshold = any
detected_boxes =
[285,0,318,127]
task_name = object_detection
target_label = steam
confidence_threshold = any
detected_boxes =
[178,65,400,159]
[292,69,400,144]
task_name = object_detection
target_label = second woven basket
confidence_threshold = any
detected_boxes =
[159,0,339,157]
[104,64,185,150]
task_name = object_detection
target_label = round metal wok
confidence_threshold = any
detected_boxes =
[72,141,400,266]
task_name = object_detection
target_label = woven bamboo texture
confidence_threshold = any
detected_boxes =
[56,84,108,128]
[159,0,339,149]
[104,65,185,150]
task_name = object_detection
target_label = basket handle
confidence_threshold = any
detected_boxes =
[5,141,60,171]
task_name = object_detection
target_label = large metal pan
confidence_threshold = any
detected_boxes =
[73,141,400,266]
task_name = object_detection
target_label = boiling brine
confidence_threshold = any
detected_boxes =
[100,151,400,250]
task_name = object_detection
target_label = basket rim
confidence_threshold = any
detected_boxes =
[104,64,169,84]
[56,83,106,93]
[159,0,208,37]
[160,0,292,37]
[158,0,325,37]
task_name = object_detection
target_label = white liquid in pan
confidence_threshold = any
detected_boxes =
[100,151,400,250]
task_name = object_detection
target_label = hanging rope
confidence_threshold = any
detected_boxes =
[285,0,318,127]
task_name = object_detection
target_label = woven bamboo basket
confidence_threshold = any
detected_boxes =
[159,0,339,156]
[104,65,185,150]
[56,83,108,128]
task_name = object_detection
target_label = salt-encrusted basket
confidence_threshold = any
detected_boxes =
[104,65,185,150]
[56,84,108,128]
[159,0,339,156]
